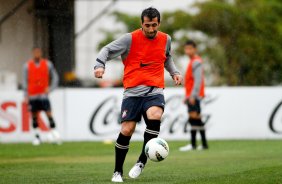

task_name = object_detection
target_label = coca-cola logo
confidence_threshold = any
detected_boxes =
[89,94,218,136]
[269,100,282,134]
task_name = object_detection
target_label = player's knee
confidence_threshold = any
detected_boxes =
[146,107,163,120]
[121,128,134,136]
[121,124,135,136]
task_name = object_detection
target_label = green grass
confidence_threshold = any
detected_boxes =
[0,140,282,184]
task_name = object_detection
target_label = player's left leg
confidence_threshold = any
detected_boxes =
[180,99,204,151]
[129,94,164,179]
[193,99,208,150]
[44,98,61,144]
[137,106,163,165]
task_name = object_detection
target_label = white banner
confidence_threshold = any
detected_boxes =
[1,87,282,142]
[0,91,65,143]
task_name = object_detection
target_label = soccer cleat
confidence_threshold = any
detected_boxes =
[179,144,196,152]
[51,130,62,145]
[48,130,62,145]
[32,137,41,146]
[129,162,145,179]
[111,172,123,182]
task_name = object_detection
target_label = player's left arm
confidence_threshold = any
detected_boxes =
[189,61,203,104]
[164,35,182,85]
[48,61,59,93]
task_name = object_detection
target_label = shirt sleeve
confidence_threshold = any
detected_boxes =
[48,61,59,92]
[94,33,132,69]
[164,35,181,76]
[191,61,203,98]
[22,63,28,96]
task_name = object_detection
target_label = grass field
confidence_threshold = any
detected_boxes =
[0,140,282,184]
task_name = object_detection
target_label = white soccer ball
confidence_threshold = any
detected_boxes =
[145,138,169,162]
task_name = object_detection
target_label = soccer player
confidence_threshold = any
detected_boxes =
[179,40,208,152]
[23,47,61,146]
[94,7,182,183]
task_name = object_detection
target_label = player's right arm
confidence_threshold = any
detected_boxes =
[22,63,28,102]
[94,33,131,78]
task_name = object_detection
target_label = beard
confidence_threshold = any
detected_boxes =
[145,30,158,39]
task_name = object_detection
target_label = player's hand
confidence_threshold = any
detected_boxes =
[24,96,29,103]
[189,97,196,105]
[45,87,50,94]
[94,67,105,79]
[173,74,182,85]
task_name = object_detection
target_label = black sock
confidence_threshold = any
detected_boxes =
[114,133,131,174]
[191,130,197,148]
[199,130,208,148]
[138,119,161,165]
[32,117,40,139]
[48,117,56,129]
[32,117,38,129]
[189,118,198,148]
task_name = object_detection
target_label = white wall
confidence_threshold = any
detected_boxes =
[1,87,282,143]
[0,0,34,87]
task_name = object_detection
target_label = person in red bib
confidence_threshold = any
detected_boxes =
[23,47,61,146]
[94,7,182,182]
[179,40,208,152]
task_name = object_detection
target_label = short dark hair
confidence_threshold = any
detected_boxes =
[141,7,161,23]
[185,40,197,48]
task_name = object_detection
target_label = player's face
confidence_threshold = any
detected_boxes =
[184,45,196,58]
[33,48,42,59]
[141,17,160,39]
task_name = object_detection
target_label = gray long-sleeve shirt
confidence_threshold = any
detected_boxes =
[190,60,203,99]
[94,30,180,98]
[23,60,59,99]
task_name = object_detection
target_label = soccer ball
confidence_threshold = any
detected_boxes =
[145,138,169,162]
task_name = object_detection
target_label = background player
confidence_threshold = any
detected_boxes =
[23,47,61,146]
[179,40,208,151]
[94,7,182,182]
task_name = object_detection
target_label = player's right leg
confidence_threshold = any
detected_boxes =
[112,121,136,183]
[31,111,41,146]
[112,97,142,182]
[179,113,198,152]
[29,99,41,146]
[180,100,200,151]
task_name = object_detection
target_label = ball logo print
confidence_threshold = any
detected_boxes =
[157,139,169,151]
[145,138,169,162]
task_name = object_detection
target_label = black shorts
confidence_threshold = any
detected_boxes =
[187,99,201,114]
[120,94,165,123]
[29,98,51,112]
